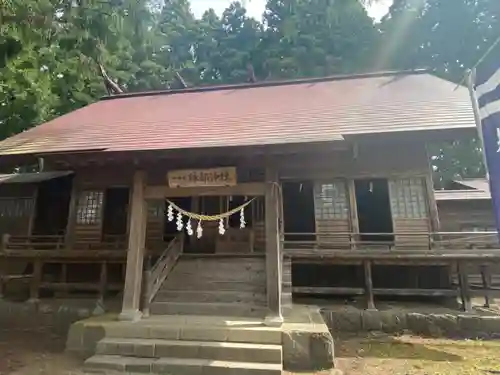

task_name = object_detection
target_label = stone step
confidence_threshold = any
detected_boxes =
[173,262,265,271]
[85,355,282,375]
[96,337,282,364]
[104,319,281,344]
[160,280,265,292]
[150,302,267,317]
[154,290,267,304]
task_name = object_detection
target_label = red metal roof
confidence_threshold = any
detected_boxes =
[0,71,475,156]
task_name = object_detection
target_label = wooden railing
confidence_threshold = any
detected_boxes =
[142,233,184,315]
[2,234,66,250]
[1,234,128,251]
[283,231,500,252]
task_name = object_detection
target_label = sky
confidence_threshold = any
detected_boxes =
[190,0,394,21]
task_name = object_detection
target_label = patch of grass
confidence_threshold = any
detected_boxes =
[334,334,500,375]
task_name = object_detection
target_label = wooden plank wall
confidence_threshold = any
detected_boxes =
[313,180,351,248]
[437,200,495,232]
[278,141,429,181]
[0,184,37,237]
[389,178,431,249]
[437,200,500,286]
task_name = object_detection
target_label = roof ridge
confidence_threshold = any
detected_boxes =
[101,69,432,101]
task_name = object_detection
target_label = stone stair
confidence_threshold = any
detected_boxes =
[150,255,268,317]
[83,315,283,374]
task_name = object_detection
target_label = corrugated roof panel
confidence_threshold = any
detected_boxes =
[0,171,73,184]
[0,72,475,156]
[453,179,490,192]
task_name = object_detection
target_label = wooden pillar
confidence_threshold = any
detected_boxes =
[264,167,283,326]
[65,183,79,249]
[363,260,376,310]
[348,180,359,249]
[480,265,494,308]
[457,261,472,312]
[29,258,42,302]
[119,171,147,321]
[98,261,108,303]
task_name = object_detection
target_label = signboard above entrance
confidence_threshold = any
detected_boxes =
[167,167,237,188]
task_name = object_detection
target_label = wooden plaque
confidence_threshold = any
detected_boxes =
[168,167,237,188]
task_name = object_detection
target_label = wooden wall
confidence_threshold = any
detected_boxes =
[278,140,435,246]
[277,141,429,180]
[437,200,495,232]
[60,140,435,251]
[0,184,37,237]
[67,168,134,248]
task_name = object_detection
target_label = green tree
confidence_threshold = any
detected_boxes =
[379,0,500,184]
[260,0,379,79]
[0,0,60,138]
[196,2,263,84]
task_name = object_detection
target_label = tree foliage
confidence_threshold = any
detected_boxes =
[379,0,500,185]
[1,0,499,184]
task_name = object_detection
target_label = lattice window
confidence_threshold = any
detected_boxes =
[389,178,427,219]
[0,198,33,218]
[314,181,348,220]
[76,191,104,225]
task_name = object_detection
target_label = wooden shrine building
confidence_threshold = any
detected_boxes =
[0,70,498,323]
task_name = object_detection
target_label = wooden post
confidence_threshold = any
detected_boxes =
[363,260,376,310]
[141,269,151,318]
[457,261,472,312]
[119,171,147,321]
[480,265,494,308]
[65,184,79,250]
[29,258,42,302]
[348,180,359,249]
[264,167,283,326]
[98,261,107,303]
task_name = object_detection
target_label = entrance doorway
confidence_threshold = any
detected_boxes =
[354,179,393,242]
[102,187,130,237]
[282,181,316,242]
[32,175,73,235]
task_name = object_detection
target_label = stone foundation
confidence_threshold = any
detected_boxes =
[322,306,500,339]
[67,306,336,372]
[282,306,335,371]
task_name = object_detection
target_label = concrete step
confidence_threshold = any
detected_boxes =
[150,301,267,317]
[85,355,282,375]
[160,280,265,292]
[154,290,267,304]
[103,319,281,344]
[96,337,282,364]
